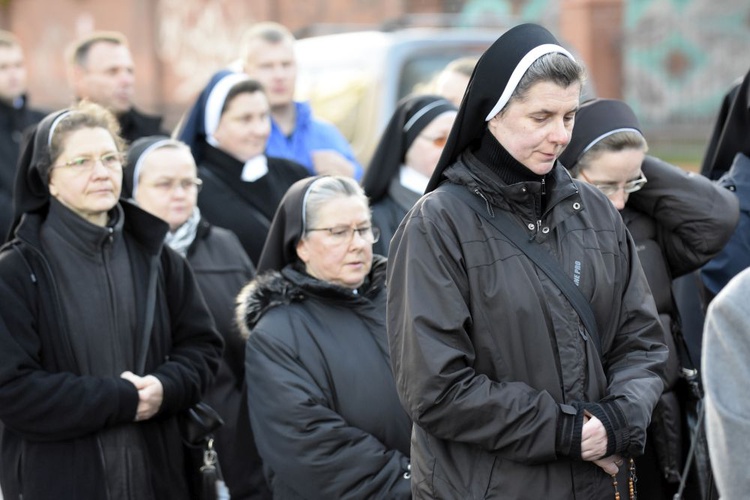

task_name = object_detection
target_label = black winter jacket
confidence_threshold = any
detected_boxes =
[387,153,668,499]
[186,219,270,499]
[0,98,45,242]
[370,179,420,257]
[236,257,412,499]
[0,201,223,499]
[624,156,739,483]
[116,106,167,145]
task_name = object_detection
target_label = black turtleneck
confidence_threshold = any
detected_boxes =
[472,128,546,186]
[471,128,551,216]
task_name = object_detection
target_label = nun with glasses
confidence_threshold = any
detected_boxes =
[178,69,309,266]
[0,101,222,499]
[559,98,738,499]
[386,24,668,499]
[122,136,270,499]
[236,176,412,499]
[362,94,457,256]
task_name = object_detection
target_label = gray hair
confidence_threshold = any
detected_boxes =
[502,53,586,114]
[302,176,369,233]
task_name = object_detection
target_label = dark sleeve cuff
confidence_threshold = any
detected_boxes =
[575,399,630,457]
[555,403,585,459]
[116,378,140,423]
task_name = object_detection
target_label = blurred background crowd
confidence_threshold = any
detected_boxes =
[2,0,749,170]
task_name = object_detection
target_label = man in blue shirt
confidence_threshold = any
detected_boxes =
[240,22,363,180]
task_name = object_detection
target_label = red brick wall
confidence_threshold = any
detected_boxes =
[3,0,407,128]
[3,0,624,129]
[560,0,624,99]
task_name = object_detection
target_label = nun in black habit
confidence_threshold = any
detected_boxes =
[122,136,270,499]
[178,69,309,266]
[362,94,456,256]
[386,23,667,499]
[235,175,412,499]
[0,102,222,499]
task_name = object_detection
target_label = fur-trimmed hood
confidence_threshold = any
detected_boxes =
[236,255,387,339]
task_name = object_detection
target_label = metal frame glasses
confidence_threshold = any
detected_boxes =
[146,178,204,193]
[53,152,126,172]
[579,170,648,197]
[306,225,380,245]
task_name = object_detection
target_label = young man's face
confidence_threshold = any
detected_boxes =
[243,38,297,109]
[0,44,27,103]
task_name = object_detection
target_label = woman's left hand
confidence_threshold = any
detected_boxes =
[121,371,164,421]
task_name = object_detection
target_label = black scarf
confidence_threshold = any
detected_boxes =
[8,108,69,240]
[256,176,322,274]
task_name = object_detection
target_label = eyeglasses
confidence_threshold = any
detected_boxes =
[419,134,449,148]
[578,170,648,197]
[306,225,380,245]
[53,152,125,172]
[146,178,203,193]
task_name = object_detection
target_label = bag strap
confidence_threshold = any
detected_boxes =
[438,183,603,359]
[136,255,160,374]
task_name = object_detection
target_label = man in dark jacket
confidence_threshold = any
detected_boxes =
[66,31,166,144]
[0,30,45,242]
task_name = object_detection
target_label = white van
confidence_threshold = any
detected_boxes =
[295,28,498,166]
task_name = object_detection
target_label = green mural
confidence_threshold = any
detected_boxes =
[624,0,750,130]
[457,0,750,147]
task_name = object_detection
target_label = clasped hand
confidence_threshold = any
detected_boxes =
[581,412,623,476]
[120,371,164,422]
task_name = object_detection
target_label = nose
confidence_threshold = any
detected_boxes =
[609,190,627,211]
[550,118,571,146]
[252,118,272,138]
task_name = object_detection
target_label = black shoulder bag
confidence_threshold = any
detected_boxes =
[438,183,602,358]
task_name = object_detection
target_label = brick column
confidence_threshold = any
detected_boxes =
[559,0,625,99]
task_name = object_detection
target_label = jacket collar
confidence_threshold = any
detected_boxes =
[236,255,387,337]
[13,198,168,257]
[444,151,581,219]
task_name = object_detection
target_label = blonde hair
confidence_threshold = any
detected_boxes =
[239,22,295,62]
[46,101,125,178]
[0,30,20,48]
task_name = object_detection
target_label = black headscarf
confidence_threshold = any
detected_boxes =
[256,176,323,274]
[362,95,456,203]
[425,23,575,193]
[700,70,749,180]
[8,108,72,240]
[177,69,250,165]
[557,98,643,171]
[121,135,173,199]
